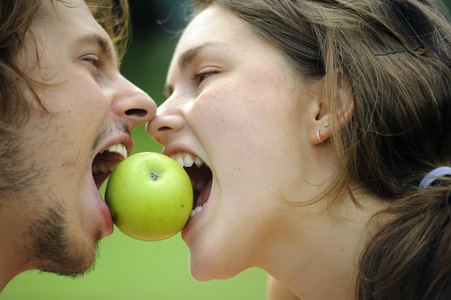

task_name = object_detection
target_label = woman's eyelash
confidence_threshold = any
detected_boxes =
[192,69,219,83]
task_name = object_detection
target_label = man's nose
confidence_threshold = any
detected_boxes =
[112,76,157,131]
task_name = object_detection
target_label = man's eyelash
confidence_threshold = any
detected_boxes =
[86,58,104,69]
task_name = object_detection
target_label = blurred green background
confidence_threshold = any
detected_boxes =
[2,0,451,299]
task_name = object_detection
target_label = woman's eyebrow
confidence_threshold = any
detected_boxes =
[164,42,224,98]
[164,46,199,97]
[178,41,224,71]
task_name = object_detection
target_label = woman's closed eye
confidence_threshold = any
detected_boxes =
[192,67,220,85]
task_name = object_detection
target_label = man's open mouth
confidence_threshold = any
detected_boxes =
[171,153,213,218]
[92,143,128,189]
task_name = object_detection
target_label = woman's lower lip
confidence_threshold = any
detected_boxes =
[182,180,212,241]
[182,201,206,241]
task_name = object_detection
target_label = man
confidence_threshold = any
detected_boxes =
[0,0,156,292]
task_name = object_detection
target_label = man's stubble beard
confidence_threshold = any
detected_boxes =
[0,130,101,278]
[29,201,102,278]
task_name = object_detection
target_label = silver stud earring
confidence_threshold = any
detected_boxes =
[317,122,329,144]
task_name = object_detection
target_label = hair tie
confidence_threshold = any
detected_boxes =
[419,166,451,189]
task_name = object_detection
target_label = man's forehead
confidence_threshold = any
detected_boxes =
[33,0,111,44]
[22,0,115,66]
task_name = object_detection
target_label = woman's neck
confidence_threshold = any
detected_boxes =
[262,193,386,300]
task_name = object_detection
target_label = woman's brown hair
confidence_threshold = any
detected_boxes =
[0,0,130,134]
[190,0,451,298]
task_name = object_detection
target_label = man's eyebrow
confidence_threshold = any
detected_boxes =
[178,42,222,71]
[73,33,115,62]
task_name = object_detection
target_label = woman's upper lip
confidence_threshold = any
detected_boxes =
[162,143,197,158]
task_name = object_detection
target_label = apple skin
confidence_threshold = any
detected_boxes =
[105,152,193,241]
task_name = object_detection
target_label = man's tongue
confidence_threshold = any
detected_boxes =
[196,180,212,207]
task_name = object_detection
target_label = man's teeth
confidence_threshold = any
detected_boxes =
[171,153,204,168]
[92,143,127,174]
[190,205,203,218]
[100,143,128,159]
[92,165,109,174]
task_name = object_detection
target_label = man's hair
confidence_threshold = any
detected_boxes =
[0,0,130,134]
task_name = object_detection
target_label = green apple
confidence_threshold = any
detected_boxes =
[105,152,193,241]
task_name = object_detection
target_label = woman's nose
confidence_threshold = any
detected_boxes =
[112,76,157,131]
[146,99,185,146]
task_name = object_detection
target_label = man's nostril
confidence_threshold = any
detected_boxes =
[125,109,147,117]
[158,126,172,131]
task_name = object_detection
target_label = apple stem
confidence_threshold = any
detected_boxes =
[150,172,159,181]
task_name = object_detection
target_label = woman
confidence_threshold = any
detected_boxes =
[147,0,451,299]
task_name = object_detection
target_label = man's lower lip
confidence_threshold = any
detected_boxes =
[98,193,114,237]
[94,172,111,189]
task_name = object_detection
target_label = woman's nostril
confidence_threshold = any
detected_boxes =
[125,109,148,118]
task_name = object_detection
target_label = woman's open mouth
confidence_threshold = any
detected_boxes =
[171,153,213,218]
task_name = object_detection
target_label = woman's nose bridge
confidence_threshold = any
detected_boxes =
[146,94,186,143]
[156,97,185,131]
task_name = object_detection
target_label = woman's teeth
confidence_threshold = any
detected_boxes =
[171,153,208,192]
[191,205,203,218]
[171,153,204,168]
[171,153,209,219]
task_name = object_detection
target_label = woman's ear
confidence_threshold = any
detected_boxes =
[308,70,354,146]
[335,70,354,128]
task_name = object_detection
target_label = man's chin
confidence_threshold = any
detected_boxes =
[30,204,102,278]
[40,262,95,279]
[37,240,100,279]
